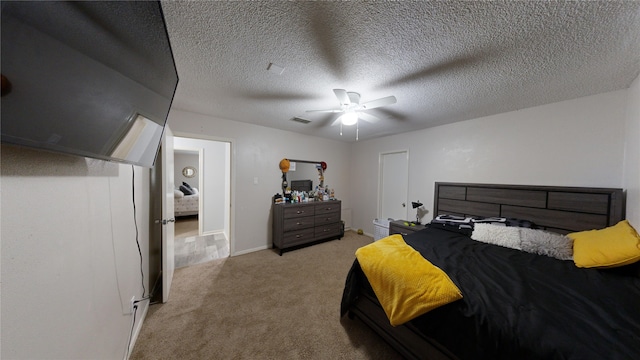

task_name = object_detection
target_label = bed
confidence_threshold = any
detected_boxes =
[341,182,639,360]
[174,187,199,217]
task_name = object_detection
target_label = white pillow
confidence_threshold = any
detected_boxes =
[174,189,184,198]
[471,223,521,250]
[191,187,199,195]
[520,228,573,260]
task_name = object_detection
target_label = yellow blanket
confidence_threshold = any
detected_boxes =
[355,234,463,326]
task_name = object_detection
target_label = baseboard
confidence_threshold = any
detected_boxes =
[232,245,268,256]
[201,229,225,236]
[125,299,149,360]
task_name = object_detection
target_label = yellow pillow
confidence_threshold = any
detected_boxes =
[569,220,640,268]
[355,234,462,326]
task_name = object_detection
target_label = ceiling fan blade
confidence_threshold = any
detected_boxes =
[347,92,361,105]
[333,89,351,106]
[305,109,342,113]
[357,112,380,124]
[361,95,397,109]
[330,116,343,126]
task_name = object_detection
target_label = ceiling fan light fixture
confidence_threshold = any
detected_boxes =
[339,111,358,126]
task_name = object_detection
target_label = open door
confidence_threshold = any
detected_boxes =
[161,127,175,302]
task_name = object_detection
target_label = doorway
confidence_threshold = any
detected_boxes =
[174,149,201,239]
[378,150,409,221]
[171,135,232,268]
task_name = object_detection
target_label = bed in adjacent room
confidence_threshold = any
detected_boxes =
[341,182,639,360]
[174,182,199,217]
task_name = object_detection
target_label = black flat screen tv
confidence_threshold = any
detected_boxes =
[1,1,178,167]
[291,180,313,192]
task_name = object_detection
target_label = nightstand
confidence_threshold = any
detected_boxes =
[389,220,426,236]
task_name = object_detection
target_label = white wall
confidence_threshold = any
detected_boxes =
[350,90,631,235]
[173,137,229,234]
[167,109,352,255]
[174,151,200,189]
[623,73,640,228]
[1,145,150,359]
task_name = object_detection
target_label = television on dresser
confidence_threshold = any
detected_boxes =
[1,1,178,167]
[291,180,313,192]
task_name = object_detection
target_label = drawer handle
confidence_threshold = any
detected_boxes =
[296,210,304,214]
[326,218,331,221]
[296,234,302,238]
[297,222,302,225]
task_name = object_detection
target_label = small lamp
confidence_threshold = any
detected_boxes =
[412,200,423,224]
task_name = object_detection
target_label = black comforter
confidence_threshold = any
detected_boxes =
[341,227,640,360]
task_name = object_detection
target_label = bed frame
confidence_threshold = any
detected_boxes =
[348,182,626,360]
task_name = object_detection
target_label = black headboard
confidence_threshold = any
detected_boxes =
[434,182,625,234]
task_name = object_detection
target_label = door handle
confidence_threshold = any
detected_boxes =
[155,218,175,225]
[402,203,406,207]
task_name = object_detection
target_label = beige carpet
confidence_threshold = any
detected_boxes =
[131,231,402,359]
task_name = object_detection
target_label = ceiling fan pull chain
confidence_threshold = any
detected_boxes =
[356,121,359,141]
[340,122,343,136]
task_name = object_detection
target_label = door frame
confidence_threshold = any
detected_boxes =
[377,149,409,221]
[161,127,175,303]
[172,131,235,255]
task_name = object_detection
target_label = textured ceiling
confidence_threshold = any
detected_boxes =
[161,1,640,142]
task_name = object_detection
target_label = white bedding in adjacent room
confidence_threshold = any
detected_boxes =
[174,188,199,216]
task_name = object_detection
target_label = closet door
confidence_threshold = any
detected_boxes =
[379,150,409,222]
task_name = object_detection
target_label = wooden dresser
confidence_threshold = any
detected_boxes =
[272,200,342,255]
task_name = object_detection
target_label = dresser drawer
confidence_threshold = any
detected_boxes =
[315,222,342,238]
[315,212,340,226]
[283,216,314,232]
[283,204,315,218]
[315,202,341,215]
[283,227,315,247]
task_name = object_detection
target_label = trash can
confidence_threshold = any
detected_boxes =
[372,218,393,241]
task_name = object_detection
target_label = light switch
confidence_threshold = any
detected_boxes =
[253,177,258,185]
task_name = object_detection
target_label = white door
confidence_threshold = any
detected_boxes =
[161,127,175,303]
[379,151,409,221]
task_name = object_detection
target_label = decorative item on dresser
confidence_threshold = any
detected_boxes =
[272,200,342,255]
[389,220,426,236]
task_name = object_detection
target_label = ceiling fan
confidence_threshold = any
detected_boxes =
[306,89,397,140]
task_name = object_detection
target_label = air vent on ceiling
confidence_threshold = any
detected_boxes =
[267,62,285,75]
[290,117,311,124]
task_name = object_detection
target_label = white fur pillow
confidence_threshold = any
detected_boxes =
[471,224,521,250]
[520,228,573,260]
